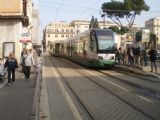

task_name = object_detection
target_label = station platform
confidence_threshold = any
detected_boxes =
[0,68,35,120]
[115,62,160,79]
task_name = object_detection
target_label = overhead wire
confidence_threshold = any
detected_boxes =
[39,1,160,14]
[55,0,64,21]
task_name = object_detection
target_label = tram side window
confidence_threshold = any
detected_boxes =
[50,44,53,49]
[90,35,97,53]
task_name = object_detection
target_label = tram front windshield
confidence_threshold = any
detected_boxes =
[97,35,114,52]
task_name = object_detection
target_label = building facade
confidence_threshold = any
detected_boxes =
[45,21,75,48]
[145,17,160,46]
[0,0,33,61]
[32,8,40,48]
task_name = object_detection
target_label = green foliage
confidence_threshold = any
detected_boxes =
[135,31,157,43]
[89,16,99,29]
[135,31,142,42]
[101,0,149,31]
[108,26,119,33]
[150,33,157,42]
[119,27,128,35]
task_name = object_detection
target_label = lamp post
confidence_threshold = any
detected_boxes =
[101,14,106,29]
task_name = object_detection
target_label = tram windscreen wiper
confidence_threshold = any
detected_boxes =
[105,47,114,53]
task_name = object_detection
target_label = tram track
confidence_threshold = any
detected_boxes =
[97,70,160,101]
[49,56,159,120]
[47,56,95,120]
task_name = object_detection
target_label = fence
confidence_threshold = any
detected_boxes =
[30,60,42,120]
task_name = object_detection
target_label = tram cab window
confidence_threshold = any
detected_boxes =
[90,35,97,52]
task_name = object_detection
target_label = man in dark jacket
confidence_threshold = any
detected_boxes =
[4,52,18,86]
[148,47,157,72]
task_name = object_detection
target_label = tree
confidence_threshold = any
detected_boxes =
[89,16,94,29]
[89,16,99,29]
[101,0,149,32]
[93,18,99,28]
[135,30,142,42]
[150,33,157,48]
[135,31,157,48]
[108,26,119,33]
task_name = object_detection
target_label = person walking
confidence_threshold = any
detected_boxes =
[4,52,18,86]
[21,48,35,80]
[148,47,157,72]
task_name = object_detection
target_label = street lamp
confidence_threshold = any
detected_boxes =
[101,13,106,29]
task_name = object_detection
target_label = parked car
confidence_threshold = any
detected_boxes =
[0,64,6,82]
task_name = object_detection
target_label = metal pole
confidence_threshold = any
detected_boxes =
[103,15,105,29]
[144,42,147,66]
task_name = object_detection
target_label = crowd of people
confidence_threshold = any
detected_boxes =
[115,45,158,73]
[1,47,41,86]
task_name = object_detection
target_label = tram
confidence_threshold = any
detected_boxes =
[49,29,116,68]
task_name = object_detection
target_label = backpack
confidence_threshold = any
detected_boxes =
[7,59,18,70]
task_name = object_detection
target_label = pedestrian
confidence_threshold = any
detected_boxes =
[4,52,18,86]
[127,46,134,65]
[20,48,26,72]
[133,45,140,66]
[37,48,41,57]
[148,47,157,72]
[122,49,127,64]
[21,48,35,80]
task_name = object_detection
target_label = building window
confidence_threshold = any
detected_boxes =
[66,35,69,38]
[55,35,58,38]
[70,35,73,37]
[66,29,69,33]
[61,29,64,32]
[85,25,88,28]
[48,34,50,37]
[70,29,73,33]
[61,35,64,38]
[3,42,15,58]
[55,29,59,32]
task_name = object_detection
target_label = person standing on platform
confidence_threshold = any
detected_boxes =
[148,47,157,72]
[21,48,35,80]
[4,52,18,86]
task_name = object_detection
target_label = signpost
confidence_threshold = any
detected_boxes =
[20,27,31,42]
[20,33,31,42]
[142,29,150,66]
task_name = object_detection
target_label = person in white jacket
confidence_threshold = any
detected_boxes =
[22,48,35,80]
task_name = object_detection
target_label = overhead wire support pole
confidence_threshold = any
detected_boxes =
[101,13,106,29]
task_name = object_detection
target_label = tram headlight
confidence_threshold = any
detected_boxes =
[98,56,103,60]
[110,56,114,60]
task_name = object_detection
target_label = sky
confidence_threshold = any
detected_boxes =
[33,0,160,30]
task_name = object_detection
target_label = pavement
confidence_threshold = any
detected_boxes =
[115,62,160,79]
[0,67,37,120]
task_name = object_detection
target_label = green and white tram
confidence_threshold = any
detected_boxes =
[62,29,116,68]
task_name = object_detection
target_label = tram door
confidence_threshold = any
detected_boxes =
[55,43,60,56]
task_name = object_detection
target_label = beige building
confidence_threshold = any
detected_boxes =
[45,21,75,47]
[32,8,40,48]
[0,0,33,61]
[145,17,160,45]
